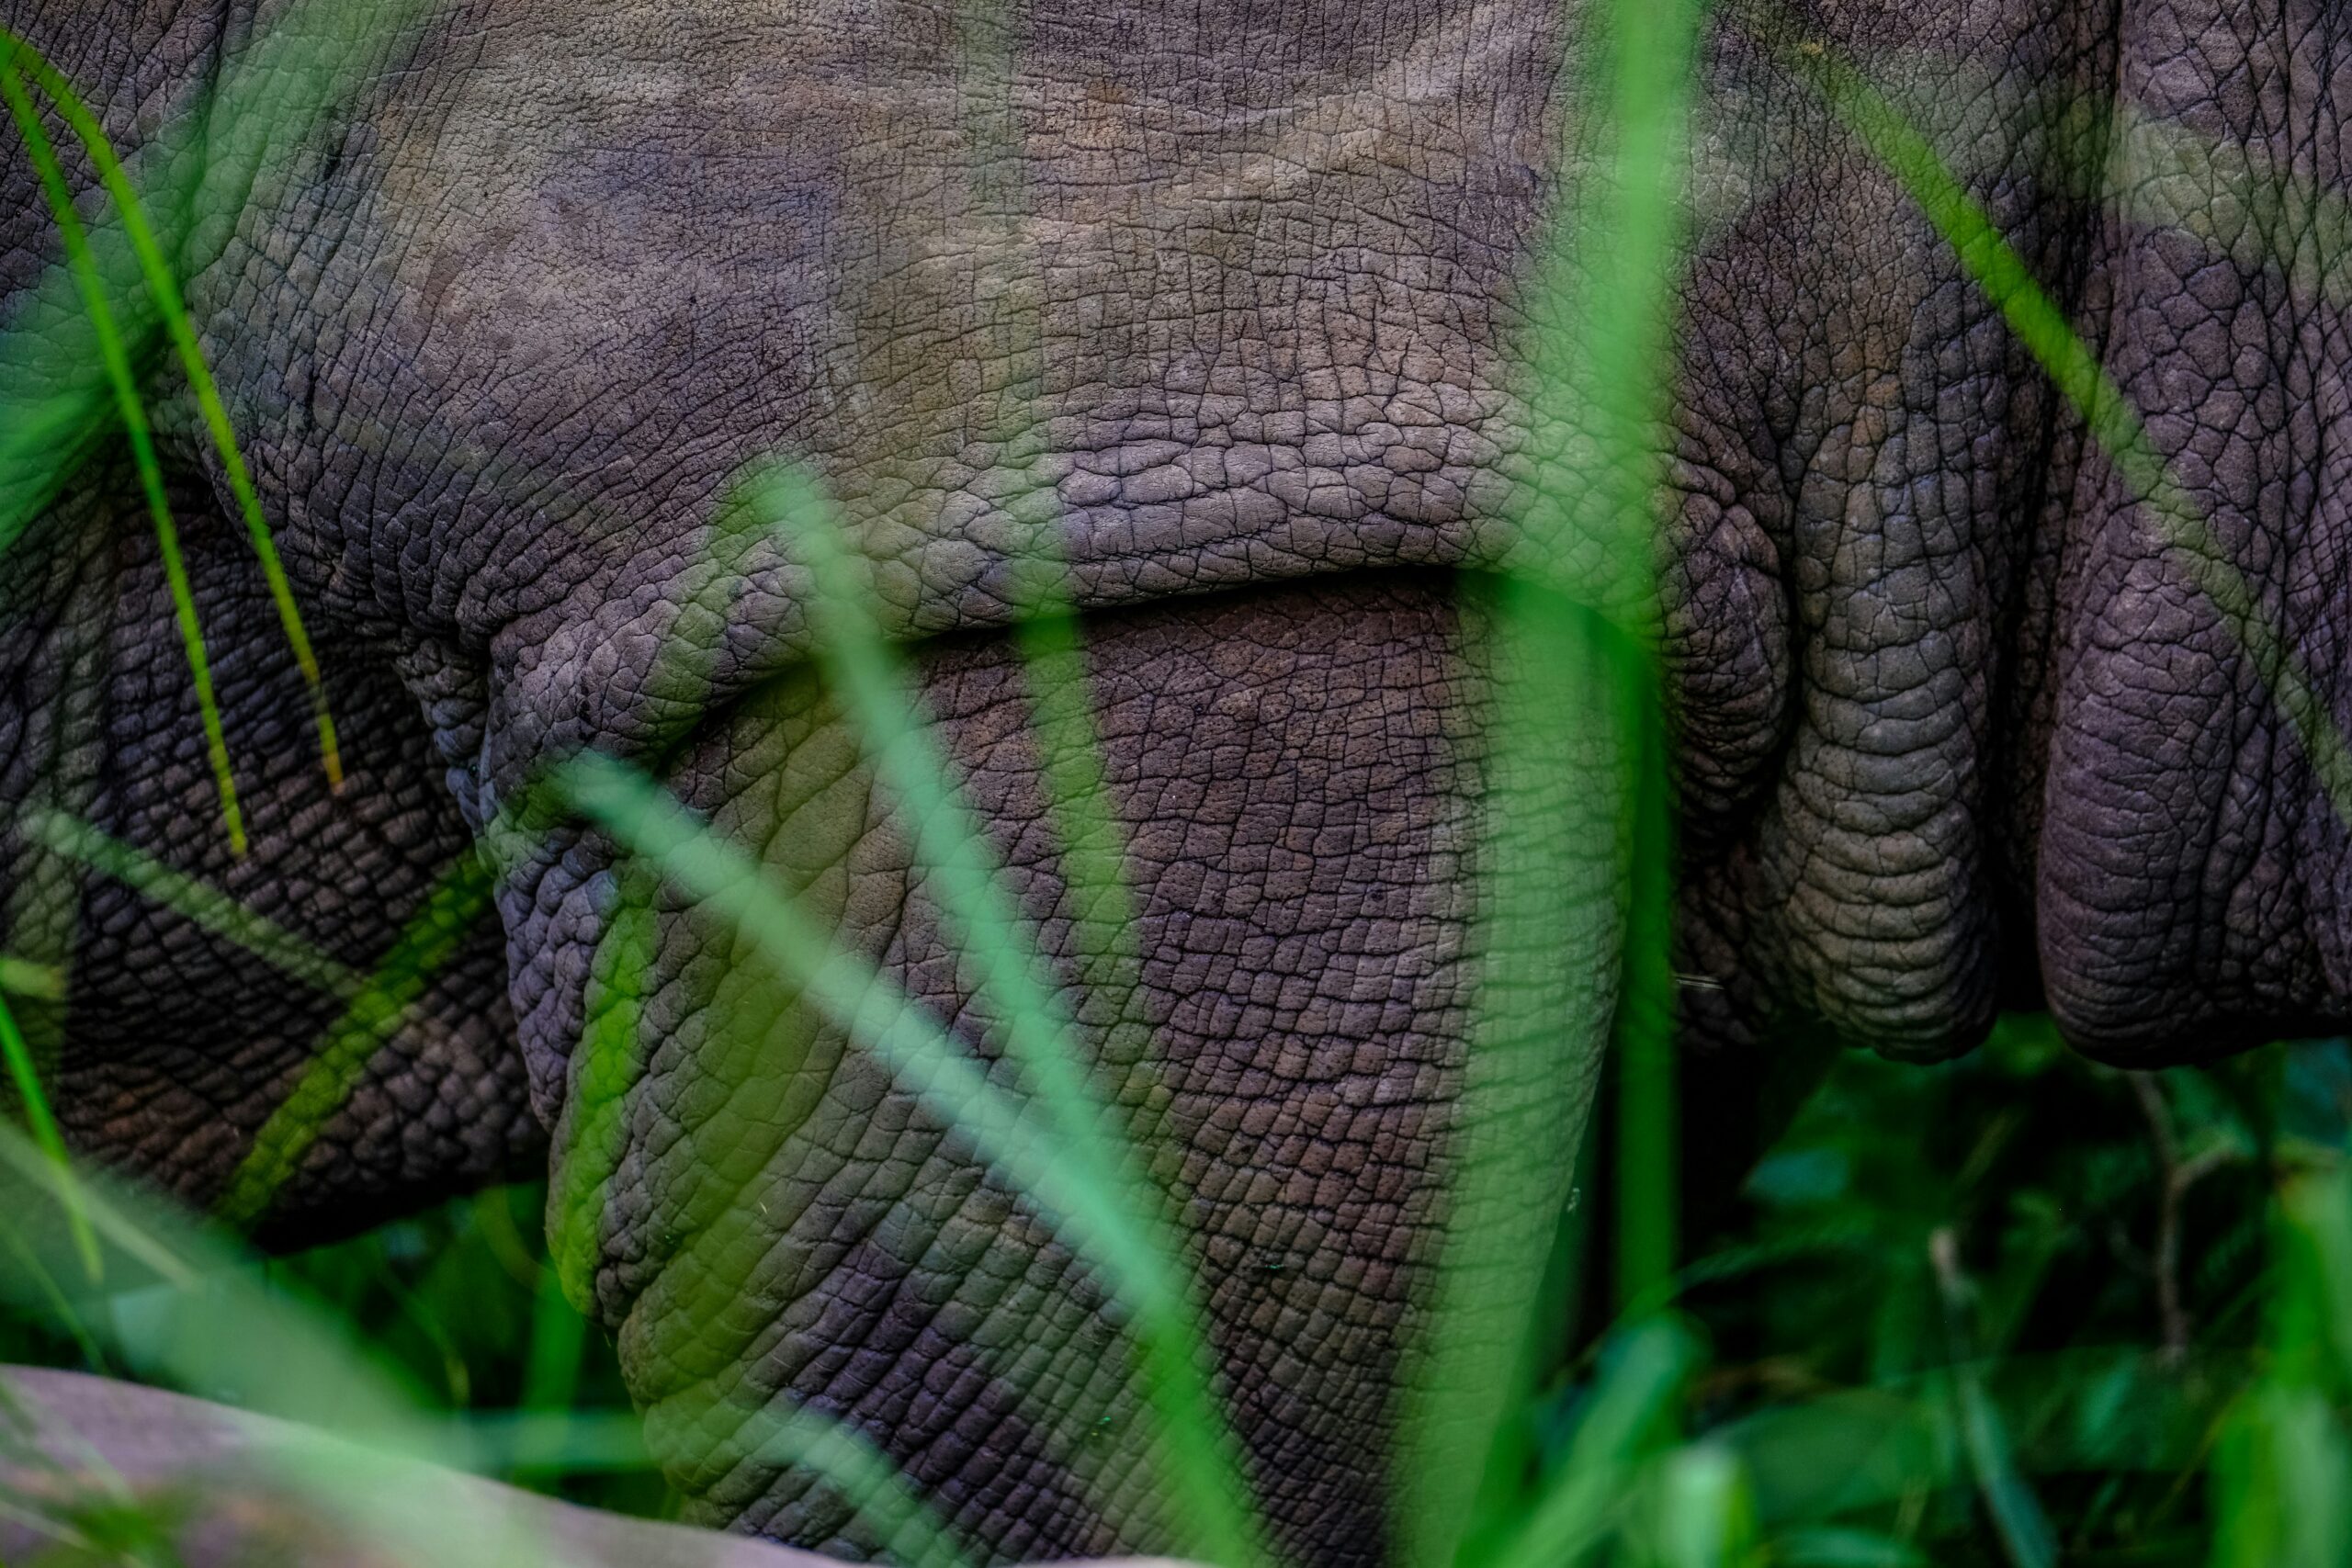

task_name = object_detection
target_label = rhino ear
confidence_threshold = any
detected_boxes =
[0,474,543,1246]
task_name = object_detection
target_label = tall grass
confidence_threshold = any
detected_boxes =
[4,2,2352,1566]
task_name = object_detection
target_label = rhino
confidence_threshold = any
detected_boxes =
[3,0,2347,1562]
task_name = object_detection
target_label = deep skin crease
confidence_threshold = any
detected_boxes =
[7,0,2352,1562]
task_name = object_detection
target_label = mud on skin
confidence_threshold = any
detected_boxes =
[6,0,2352,1562]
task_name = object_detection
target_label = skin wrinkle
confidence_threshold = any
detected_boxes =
[2036,0,2352,1057]
[0,476,540,1240]
[15,0,2352,1560]
[574,577,1496,1566]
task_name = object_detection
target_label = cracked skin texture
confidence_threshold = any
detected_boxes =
[8,0,2352,1561]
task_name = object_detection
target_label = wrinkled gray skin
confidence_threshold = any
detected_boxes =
[6,0,2351,1562]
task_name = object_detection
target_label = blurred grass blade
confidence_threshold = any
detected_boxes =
[0,954,64,1000]
[936,0,1150,1122]
[746,467,1265,1568]
[1484,1318,1699,1568]
[0,0,428,554]
[1396,591,1634,1568]
[23,808,356,997]
[2209,1382,2352,1568]
[2,30,342,788]
[2211,1169,2352,1568]
[218,848,500,1226]
[564,747,1270,1568]
[1615,662,1677,1314]
[0,1224,104,1367]
[546,861,654,1304]
[572,757,1165,1248]
[534,501,782,1303]
[0,59,244,855]
[1948,1368,2057,1568]
[1771,1529,1928,1568]
[2279,1164,2352,1384]
[1642,1444,1754,1568]
[445,1408,652,1476]
[1562,0,1705,1322]
[0,1122,592,1568]
[508,1260,589,1475]
[0,992,96,1279]
[562,750,1265,1567]
[0,1122,198,1291]
[1007,594,1162,1176]
[746,1404,980,1568]
[751,468,1129,1188]
[561,753,1179,1308]
[1008,603,1139,966]
[1768,13,2352,828]
[1395,0,1702,1557]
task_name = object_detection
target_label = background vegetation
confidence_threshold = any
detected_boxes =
[9,1017,2345,1564]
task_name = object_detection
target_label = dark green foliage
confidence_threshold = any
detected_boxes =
[10,1019,2336,1563]
[1502,1021,2352,1566]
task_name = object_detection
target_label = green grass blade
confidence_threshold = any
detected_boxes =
[1008,604,1140,975]
[1949,1366,2057,1568]
[1929,1230,2056,1568]
[561,753,1168,1302]
[216,848,500,1227]
[0,1122,601,1568]
[1394,589,1643,1568]
[747,467,1265,1568]
[2206,1171,2352,1568]
[1005,596,1166,1204]
[1,30,343,790]
[545,861,653,1306]
[0,991,96,1279]
[440,1408,652,1476]
[0,1122,198,1292]
[1639,1445,1755,1568]
[939,0,1159,1166]
[503,1260,590,1476]
[744,1404,981,1568]
[1615,671,1678,1315]
[6,811,514,1269]
[560,751,1263,1565]
[0,954,64,1000]
[21,808,356,997]
[449,1402,979,1568]
[1,60,245,856]
[1553,0,1704,1325]
[1394,0,1703,1558]
[1770,1529,1928,1568]
[752,469,1132,1190]
[526,501,777,1305]
[0,0,426,560]
[1483,1319,1700,1568]
[2209,1378,2352,1568]
[0,1223,105,1368]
